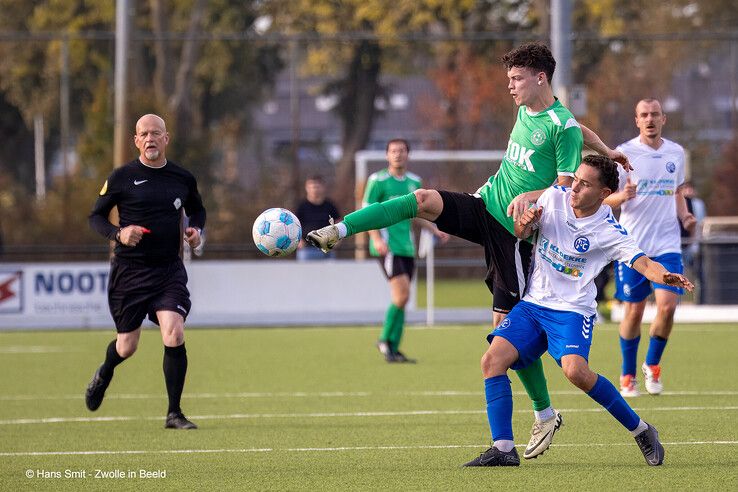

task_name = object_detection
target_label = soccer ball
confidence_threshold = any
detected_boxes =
[252,208,302,257]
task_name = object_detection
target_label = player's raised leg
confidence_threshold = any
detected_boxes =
[306,189,443,253]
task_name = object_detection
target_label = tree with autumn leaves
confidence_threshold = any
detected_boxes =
[0,0,736,253]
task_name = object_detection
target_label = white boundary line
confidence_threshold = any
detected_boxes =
[3,389,737,402]
[2,405,738,426]
[2,440,737,457]
[0,346,69,353]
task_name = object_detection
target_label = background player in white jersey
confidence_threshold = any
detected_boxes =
[463,155,692,467]
[605,99,697,397]
[308,42,631,460]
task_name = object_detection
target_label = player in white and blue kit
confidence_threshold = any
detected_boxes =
[463,155,693,467]
[606,98,697,397]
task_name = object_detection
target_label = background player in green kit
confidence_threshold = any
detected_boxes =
[308,42,631,459]
[367,139,448,363]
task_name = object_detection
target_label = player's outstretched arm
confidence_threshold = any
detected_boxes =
[632,256,694,292]
[514,206,543,239]
[580,124,633,172]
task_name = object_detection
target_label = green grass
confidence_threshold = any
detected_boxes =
[416,279,492,307]
[1,323,737,490]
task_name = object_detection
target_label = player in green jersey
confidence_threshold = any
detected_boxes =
[366,139,448,363]
[308,42,631,460]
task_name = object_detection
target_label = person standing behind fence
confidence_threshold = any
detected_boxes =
[604,98,696,398]
[295,175,340,261]
[86,114,206,429]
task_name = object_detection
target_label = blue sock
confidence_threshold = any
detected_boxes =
[587,374,640,431]
[645,336,668,366]
[619,335,640,376]
[484,375,514,442]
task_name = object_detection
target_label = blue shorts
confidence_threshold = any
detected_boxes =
[615,252,684,303]
[487,300,595,369]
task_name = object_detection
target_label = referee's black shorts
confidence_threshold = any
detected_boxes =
[107,257,191,333]
[434,190,533,314]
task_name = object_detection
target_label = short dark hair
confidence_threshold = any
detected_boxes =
[580,154,619,192]
[386,138,410,153]
[501,42,556,84]
[306,174,324,183]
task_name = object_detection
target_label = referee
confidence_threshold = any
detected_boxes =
[86,114,206,429]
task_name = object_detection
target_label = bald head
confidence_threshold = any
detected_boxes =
[136,114,166,134]
[634,98,666,143]
[134,114,169,166]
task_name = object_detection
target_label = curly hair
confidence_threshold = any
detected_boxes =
[501,42,556,83]
[581,154,619,192]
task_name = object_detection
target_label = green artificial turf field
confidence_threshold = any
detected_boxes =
[1,323,736,490]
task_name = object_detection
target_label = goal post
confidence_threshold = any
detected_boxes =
[354,150,506,325]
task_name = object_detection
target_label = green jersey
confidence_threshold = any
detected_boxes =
[478,99,583,235]
[363,169,422,257]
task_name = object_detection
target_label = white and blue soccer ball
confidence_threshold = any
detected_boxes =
[252,208,302,257]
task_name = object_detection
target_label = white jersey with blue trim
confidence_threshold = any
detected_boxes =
[523,186,645,316]
[615,137,686,256]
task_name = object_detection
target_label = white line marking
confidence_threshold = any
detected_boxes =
[3,389,737,402]
[3,406,737,426]
[1,441,737,457]
[0,346,68,354]
[0,448,273,457]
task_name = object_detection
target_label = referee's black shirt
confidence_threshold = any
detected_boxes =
[89,159,206,264]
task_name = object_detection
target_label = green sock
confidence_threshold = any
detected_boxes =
[344,193,418,236]
[388,306,405,352]
[514,358,551,411]
[381,304,401,346]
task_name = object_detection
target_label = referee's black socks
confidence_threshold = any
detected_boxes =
[163,343,188,415]
[99,340,127,381]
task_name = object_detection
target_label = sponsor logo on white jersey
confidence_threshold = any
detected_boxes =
[574,236,590,253]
